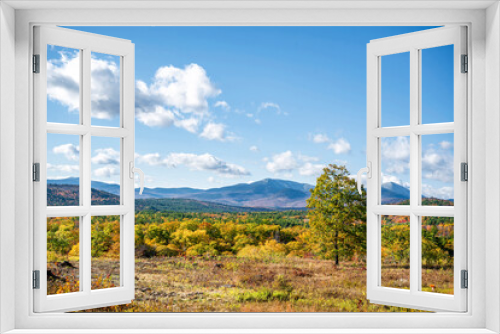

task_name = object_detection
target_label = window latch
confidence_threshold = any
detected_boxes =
[356,162,371,195]
[129,161,145,195]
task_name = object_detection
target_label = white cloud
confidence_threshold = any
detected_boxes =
[259,102,284,115]
[297,154,319,162]
[53,143,79,161]
[136,152,250,177]
[135,106,175,127]
[312,134,330,144]
[200,122,235,142]
[47,163,79,173]
[249,145,259,152]
[47,50,80,113]
[381,137,410,174]
[47,55,232,138]
[299,163,326,177]
[135,63,221,132]
[328,138,351,154]
[174,117,200,133]
[439,140,453,150]
[381,173,403,185]
[91,148,120,165]
[422,184,454,200]
[47,50,121,120]
[266,151,299,173]
[94,166,119,178]
[136,153,162,166]
[215,101,230,110]
[422,146,453,183]
[90,55,121,120]
[265,151,325,177]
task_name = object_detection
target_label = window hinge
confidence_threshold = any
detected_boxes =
[461,54,468,73]
[33,270,40,289]
[461,162,468,182]
[33,163,40,182]
[461,270,468,289]
[33,54,40,73]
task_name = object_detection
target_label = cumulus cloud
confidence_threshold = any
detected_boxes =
[311,133,351,155]
[53,143,79,161]
[200,122,236,142]
[47,52,233,139]
[265,151,324,177]
[215,101,230,110]
[328,138,351,154]
[47,50,121,120]
[47,50,80,113]
[135,106,175,127]
[381,137,410,174]
[47,163,79,173]
[136,152,250,177]
[259,102,284,115]
[90,55,121,120]
[439,140,453,150]
[422,145,454,183]
[94,166,119,178]
[266,151,299,173]
[135,63,222,134]
[299,163,326,176]
[422,184,454,200]
[91,148,120,165]
[249,145,259,152]
[312,134,330,144]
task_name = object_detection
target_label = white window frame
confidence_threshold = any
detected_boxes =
[33,26,136,312]
[1,1,499,333]
[365,26,467,312]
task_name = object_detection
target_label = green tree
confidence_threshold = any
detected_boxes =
[307,164,366,265]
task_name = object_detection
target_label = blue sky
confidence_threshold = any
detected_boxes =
[45,26,455,200]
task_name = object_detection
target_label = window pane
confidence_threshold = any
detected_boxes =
[421,134,454,205]
[381,52,410,127]
[47,217,80,295]
[380,136,410,205]
[421,45,454,124]
[47,133,80,206]
[421,216,454,295]
[381,215,410,290]
[91,215,121,290]
[47,45,81,124]
[91,52,121,127]
[91,136,121,205]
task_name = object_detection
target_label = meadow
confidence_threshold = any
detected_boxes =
[46,209,454,312]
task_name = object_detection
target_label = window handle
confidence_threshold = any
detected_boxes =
[356,162,371,195]
[129,161,145,195]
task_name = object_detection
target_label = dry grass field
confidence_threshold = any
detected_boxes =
[47,256,453,312]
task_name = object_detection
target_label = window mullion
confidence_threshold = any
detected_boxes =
[409,47,420,295]
[82,47,92,294]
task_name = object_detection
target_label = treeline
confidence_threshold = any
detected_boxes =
[47,212,453,268]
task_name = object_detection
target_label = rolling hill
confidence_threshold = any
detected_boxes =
[48,178,417,208]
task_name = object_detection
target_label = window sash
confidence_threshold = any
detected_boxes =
[32,25,136,313]
[366,26,468,312]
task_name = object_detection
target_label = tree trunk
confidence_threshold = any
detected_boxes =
[335,230,339,266]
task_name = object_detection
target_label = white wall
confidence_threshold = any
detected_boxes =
[486,2,500,333]
[0,2,16,333]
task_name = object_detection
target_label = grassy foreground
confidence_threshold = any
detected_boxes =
[45,256,452,313]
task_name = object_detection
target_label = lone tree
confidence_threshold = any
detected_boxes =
[307,164,366,265]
